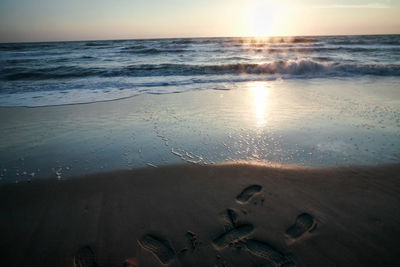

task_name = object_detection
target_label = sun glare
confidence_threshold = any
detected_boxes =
[251,82,270,127]
[245,1,292,37]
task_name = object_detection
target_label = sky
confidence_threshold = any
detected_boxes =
[0,0,399,42]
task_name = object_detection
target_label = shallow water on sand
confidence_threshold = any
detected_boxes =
[0,77,399,183]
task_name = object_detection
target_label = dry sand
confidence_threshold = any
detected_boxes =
[1,163,400,267]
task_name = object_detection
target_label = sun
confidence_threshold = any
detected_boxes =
[244,1,292,37]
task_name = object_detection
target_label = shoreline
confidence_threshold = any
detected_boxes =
[2,159,398,185]
[1,163,399,266]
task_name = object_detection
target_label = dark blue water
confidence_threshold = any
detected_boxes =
[0,35,399,106]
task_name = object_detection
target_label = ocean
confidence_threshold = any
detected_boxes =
[1,35,399,106]
[0,35,399,182]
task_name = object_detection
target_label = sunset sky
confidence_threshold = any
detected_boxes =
[0,0,399,42]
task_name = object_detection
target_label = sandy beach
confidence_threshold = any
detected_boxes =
[1,163,399,266]
[1,2,400,266]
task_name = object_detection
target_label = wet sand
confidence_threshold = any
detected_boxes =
[1,163,400,266]
[2,78,400,183]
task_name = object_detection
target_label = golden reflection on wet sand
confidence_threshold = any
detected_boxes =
[250,82,270,127]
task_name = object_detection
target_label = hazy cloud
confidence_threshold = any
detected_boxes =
[313,3,390,9]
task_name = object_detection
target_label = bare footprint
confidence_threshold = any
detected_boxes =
[213,224,254,248]
[243,239,293,266]
[138,234,175,265]
[286,213,316,239]
[236,185,262,204]
[73,245,100,267]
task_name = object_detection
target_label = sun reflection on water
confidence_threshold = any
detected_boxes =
[250,82,270,127]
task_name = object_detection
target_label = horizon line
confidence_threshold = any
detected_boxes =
[1,32,399,44]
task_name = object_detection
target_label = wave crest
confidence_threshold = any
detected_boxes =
[2,59,399,81]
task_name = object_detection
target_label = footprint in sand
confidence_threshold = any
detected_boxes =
[236,185,263,204]
[73,245,100,267]
[242,239,293,267]
[222,208,239,231]
[286,213,316,239]
[213,224,254,248]
[226,208,238,226]
[138,234,175,265]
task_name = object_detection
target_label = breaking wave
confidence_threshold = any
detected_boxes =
[2,59,399,81]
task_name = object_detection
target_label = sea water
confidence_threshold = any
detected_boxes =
[1,35,399,106]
